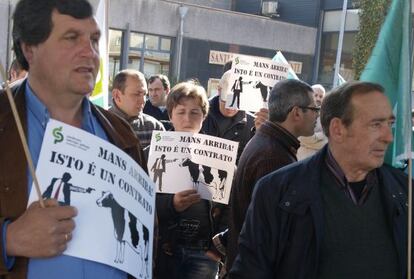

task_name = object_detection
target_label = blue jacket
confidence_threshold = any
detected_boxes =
[230,145,411,279]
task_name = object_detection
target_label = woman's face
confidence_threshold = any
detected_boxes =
[170,97,205,133]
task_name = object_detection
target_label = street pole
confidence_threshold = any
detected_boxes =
[176,5,188,82]
[333,0,348,88]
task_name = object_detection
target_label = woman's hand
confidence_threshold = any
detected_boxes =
[173,189,201,212]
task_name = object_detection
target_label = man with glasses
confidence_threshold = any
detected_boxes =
[226,79,318,274]
[144,74,171,128]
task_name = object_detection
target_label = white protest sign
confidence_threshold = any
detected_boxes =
[28,119,154,279]
[223,55,289,112]
[147,131,238,205]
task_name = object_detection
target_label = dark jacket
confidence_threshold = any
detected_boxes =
[230,145,411,279]
[143,100,170,122]
[226,121,300,271]
[0,81,147,279]
[144,133,227,279]
[202,96,255,162]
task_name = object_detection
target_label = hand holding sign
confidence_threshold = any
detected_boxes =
[6,199,77,258]
[254,108,269,130]
[173,189,201,212]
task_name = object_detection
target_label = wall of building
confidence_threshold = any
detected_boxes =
[0,0,317,85]
[170,0,232,10]
[234,0,321,27]
[323,0,357,11]
[109,0,317,56]
[180,37,314,86]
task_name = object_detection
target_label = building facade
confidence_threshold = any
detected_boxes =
[2,0,408,93]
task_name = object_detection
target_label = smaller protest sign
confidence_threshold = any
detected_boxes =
[222,55,289,112]
[147,131,238,205]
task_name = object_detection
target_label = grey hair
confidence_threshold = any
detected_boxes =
[268,79,314,122]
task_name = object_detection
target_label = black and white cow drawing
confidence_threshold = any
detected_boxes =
[179,158,227,200]
[253,81,272,102]
[96,191,149,279]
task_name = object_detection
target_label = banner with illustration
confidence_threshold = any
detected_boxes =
[28,119,154,279]
[147,131,238,205]
[223,55,289,112]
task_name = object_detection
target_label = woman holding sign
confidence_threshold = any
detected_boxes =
[153,81,223,279]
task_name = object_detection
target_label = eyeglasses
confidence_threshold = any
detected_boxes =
[299,106,321,113]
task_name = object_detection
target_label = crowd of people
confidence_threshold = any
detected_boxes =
[0,0,411,279]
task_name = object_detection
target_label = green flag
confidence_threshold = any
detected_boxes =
[360,0,412,168]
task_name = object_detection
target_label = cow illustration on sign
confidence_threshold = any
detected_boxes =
[42,172,95,205]
[179,158,228,200]
[254,81,272,102]
[96,191,150,279]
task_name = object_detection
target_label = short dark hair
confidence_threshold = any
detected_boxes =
[13,0,93,70]
[9,59,23,73]
[148,74,170,90]
[320,81,385,137]
[8,59,24,79]
[112,69,146,93]
[268,79,313,122]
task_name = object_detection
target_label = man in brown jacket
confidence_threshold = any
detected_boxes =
[0,0,147,278]
[226,79,319,273]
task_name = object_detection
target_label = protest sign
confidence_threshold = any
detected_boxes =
[28,119,154,279]
[147,131,238,205]
[223,55,289,112]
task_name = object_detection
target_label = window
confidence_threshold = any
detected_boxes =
[130,33,144,49]
[161,38,171,51]
[108,29,173,88]
[317,9,359,87]
[129,32,173,78]
[108,29,123,90]
[317,32,357,87]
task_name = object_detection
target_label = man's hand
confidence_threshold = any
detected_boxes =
[6,199,77,258]
[206,249,224,264]
[254,108,269,130]
[86,187,95,193]
[173,189,201,212]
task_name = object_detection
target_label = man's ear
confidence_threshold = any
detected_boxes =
[329,118,345,143]
[112,89,122,103]
[290,106,302,122]
[20,42,34,65]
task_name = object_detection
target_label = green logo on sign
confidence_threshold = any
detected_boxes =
[155,133,161,142]
[52,126,64,144]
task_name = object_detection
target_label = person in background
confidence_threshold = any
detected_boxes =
[110,69,165,149]
[144,74,171,127]
[154,81,224,279]
[8,59,28,84]
[226,79,319,274]
[202,62,255,163]
[230,82,408,279]
[297,84,328,160]
[1,59,28,89]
